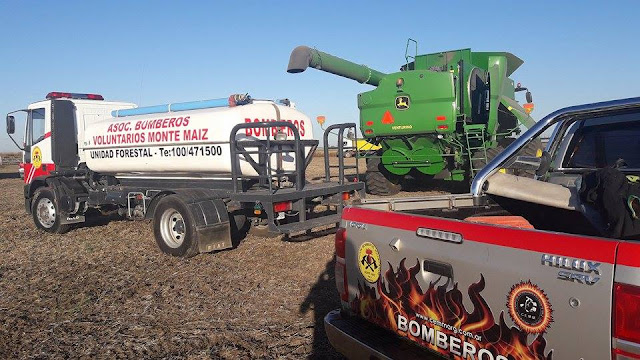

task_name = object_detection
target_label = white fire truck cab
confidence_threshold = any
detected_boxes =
[7,92,135,185]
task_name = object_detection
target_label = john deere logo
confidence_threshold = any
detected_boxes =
[358,242,381,283]
[395,96,410,110]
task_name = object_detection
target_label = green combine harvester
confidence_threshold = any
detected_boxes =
[287,42,539,195]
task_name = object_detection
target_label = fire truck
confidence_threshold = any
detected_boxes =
[5,92,363,257]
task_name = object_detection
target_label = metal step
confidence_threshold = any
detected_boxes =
[276,213,341,234]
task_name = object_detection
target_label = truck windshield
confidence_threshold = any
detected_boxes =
[564,120,640,169]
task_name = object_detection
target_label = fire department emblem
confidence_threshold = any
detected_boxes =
[32,147,42,169]
[507,281,553,334]
[358,242,380,283]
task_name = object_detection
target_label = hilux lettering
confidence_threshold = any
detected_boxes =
[542,254,601,285]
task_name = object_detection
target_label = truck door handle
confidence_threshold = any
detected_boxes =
[423,259,454,279]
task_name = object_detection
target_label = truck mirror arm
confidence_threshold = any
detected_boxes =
[7,134,24,151]
[471,96,640,205]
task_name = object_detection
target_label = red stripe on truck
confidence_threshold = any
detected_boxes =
[617,242,640,267]
[342,207,618,264]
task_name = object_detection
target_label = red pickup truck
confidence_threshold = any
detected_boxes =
[325,97,640,360]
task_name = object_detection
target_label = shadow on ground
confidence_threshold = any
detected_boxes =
[0,172,20,180]
[300,258,344,359]
[78,210,127,229]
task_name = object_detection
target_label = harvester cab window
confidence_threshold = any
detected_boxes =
[469,69,489,124]
[30,108,46,145]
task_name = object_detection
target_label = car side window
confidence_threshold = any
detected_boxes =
[564,120,640,168]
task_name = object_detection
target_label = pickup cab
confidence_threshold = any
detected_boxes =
[326,97,640,360]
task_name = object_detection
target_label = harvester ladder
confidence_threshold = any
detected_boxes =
[464,124,488,178]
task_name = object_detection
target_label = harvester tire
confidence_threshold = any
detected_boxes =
[365,157,401,196]
[512,138,543,178]
[472,138,543,178]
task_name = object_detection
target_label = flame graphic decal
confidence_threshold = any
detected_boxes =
[351,259,553,360]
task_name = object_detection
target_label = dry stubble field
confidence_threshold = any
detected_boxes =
[0,156,444,359]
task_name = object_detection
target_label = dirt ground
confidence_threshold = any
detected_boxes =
[0,157,446,359]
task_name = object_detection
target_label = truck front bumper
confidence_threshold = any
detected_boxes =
[324,309,438,360]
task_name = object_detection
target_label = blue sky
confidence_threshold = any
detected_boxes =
[1,1,639,152]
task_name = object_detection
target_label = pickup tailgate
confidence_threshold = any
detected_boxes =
[342,207,617,359]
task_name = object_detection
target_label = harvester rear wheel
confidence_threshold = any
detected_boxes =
[472,138,543,178]
[511,138,543,178]
[365,157,401,196]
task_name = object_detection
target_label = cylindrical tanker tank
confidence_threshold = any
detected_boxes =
[81,96,313,178]
[287,46,386,86]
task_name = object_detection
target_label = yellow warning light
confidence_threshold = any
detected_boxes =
[316,115,326,126]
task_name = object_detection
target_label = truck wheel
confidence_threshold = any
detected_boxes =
[31,187,71,234]
[153,195,200,258]
[365,157,401,196]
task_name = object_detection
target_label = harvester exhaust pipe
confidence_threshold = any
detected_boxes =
[287,46,387,87]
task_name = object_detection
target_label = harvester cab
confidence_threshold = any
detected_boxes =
[288,43,538,195]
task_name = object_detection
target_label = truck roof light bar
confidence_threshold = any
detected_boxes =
[46,92,104,100]
[112,93,252,117]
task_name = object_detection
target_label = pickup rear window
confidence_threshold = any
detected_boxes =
[563,120,640,168]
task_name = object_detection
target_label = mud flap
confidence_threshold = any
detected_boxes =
[186,197,232,253]
[60,214,86,225]
[46,177,86,225]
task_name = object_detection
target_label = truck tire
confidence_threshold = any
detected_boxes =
[153,195,200,258]
[31,187,71,234]
[365,157,401,196]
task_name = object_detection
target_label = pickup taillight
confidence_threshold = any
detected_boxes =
[335,228,348,302]
[613,282,640,359]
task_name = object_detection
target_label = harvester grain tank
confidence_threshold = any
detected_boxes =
[288,44,538,195]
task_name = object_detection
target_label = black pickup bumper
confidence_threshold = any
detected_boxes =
[324,309,440,360]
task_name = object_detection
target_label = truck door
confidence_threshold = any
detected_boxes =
[342,207,617,360]
[23,105,50,184]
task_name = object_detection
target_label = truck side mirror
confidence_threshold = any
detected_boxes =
[526,91,533,104]
[6,115,15,135]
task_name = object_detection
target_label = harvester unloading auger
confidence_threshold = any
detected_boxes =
[288,43,540,195]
